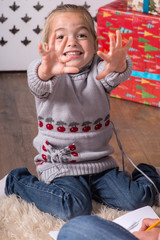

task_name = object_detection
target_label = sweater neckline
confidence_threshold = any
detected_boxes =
[69,57,93,81]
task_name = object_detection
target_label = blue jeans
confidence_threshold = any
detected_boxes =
[5,164,160,220]
[57,215,138,240]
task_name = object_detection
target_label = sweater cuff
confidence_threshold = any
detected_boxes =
[27,59,57,97]
[100,55,132,92]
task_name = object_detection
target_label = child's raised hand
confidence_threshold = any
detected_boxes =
[38,32,79,81]
[96,30,133,80]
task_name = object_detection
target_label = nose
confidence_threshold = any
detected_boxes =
[67,36,77,47]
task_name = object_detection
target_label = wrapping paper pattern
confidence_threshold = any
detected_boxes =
[97,0,160,107]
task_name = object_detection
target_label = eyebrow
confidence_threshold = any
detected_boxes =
[55,26,89,32]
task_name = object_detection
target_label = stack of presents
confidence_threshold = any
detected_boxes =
[97,0,160,107]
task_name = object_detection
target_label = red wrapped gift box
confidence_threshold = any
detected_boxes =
[97,0,160,107]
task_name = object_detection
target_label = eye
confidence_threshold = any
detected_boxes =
[77,34,87,39]
[56,35,64,40]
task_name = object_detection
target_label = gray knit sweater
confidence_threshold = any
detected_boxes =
[27,54,132,183]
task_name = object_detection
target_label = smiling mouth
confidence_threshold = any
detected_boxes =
[64,51,83,56]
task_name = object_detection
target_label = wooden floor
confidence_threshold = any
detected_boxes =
[0,72,160,179]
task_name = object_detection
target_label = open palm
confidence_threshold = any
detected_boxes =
[96,30,133,80]
[38,33,79,80]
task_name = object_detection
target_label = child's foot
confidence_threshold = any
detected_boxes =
[0,175,8,198]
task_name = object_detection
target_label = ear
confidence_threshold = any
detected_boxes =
[94,38,98,52]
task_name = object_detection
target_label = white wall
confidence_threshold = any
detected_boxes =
[0,0,111,71]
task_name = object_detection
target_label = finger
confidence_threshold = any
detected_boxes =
[123,36,133,52]
[97,50,109,62]
[38,42,46,57]
[57,36,68,56]
[96,68,109,80]
[63,67,79,74]
[116,30,122,48]
[60,54,72,63]
[139,218,158,231]
[48,32,56,51]
[109,33,116,50]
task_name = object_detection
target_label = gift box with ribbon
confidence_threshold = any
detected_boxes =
[127,0,160,16]
[97,0,160,107]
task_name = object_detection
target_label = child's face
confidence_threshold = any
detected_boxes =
[46,11,97,69]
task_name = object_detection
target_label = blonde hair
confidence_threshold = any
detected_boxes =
[41,4,97,43]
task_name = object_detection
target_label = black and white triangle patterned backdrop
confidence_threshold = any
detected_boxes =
[0,0,110,71]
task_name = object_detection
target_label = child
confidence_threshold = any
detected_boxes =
[0,4,160,221]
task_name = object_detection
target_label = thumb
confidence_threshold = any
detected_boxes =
[96,68,109,80]
[63,67,79,74]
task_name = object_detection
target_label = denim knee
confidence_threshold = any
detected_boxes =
[6,169,92,221]
[48,192,92,220]
[120,186,155,211]
[65,194,92,220]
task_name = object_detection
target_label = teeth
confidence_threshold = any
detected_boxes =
[65,52,81,56]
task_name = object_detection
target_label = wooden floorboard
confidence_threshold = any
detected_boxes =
[0,72,160,178]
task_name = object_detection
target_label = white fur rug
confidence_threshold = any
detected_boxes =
[0,195,160,240]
